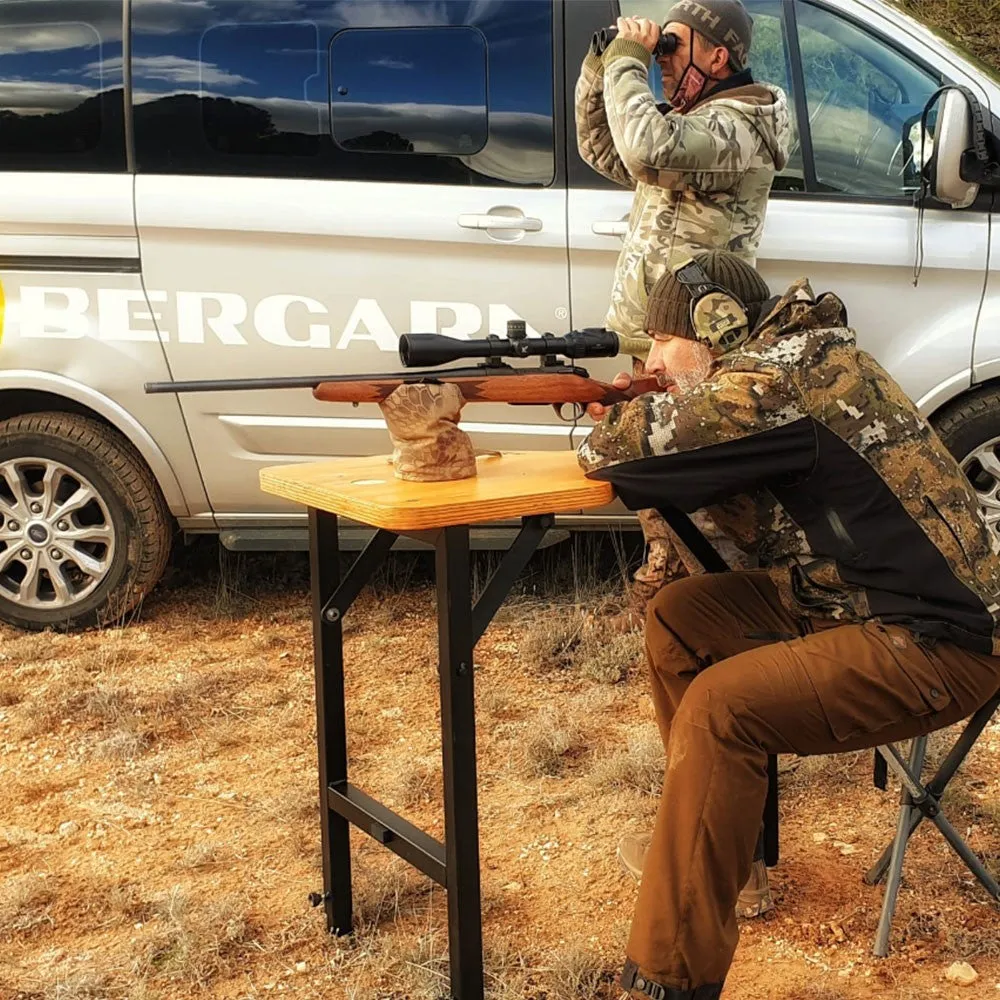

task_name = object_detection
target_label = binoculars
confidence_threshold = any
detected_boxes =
[590,26,680,58]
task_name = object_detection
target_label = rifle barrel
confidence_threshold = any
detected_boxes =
[145,374,333,393]
[144,364,595,395]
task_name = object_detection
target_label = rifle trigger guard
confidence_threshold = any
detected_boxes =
[555,402,585,422]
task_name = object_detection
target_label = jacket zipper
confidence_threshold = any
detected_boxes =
[923,495,973,571]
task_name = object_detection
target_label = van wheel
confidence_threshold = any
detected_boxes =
[0,412,172,632]
[932,387,1000,542]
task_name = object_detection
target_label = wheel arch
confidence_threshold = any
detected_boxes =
[927,375,1000,432]
[0,370,188,516]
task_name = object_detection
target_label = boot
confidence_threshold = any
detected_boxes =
[619,958,724,999]
[617,833,775,919]
[601,579,660,634]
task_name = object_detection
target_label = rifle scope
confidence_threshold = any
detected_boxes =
[591,26,679,58]
[399,323,620,368]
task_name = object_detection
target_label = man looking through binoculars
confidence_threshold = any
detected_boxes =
[576,0,790,626]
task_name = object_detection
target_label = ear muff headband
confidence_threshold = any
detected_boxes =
[672,258,749,352]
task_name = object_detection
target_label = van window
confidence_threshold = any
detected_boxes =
[795,1,941,199]
[132,0,554,186]
[0,0,125,172]
[329,26,488,156]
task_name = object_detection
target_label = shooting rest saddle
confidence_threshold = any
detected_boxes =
[380,383,478,482]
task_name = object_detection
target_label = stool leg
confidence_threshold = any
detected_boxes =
[928,811,1000,900]
[864,810,923,886]
[873,737,927,957]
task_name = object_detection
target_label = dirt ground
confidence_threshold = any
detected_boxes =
[2,539,1000,1000]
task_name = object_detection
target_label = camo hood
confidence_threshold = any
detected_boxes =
[575,42,791,359]
[578,279,1000,656]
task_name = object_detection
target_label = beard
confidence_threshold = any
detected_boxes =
[669,353,714,394]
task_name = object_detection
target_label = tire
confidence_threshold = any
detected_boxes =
[931,386,1000,543]
[0,412,172,631]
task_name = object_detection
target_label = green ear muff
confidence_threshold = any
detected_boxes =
[672,257,749,352]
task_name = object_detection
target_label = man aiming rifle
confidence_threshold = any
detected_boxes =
[576,0,790,627]
[578,250,1000,1000]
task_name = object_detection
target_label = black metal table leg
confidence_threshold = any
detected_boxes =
[436,524,484,1000]
[309,508,352,935]
[307,514,555,997]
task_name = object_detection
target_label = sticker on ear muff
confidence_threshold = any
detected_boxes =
[691,290,748,351]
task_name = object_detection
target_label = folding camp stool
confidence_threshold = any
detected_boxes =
[863,692,1000,957]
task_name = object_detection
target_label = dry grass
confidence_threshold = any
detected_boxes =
[518,605,584,672]
[13,967,131,1000]
[587,723,664,796]
[175,843,234,871]
[575,629,644,685]
[98,883,154,928]
[350,857,436,928]
[0,680,23,706]
[386,753,442,809]
[519,706,588,777]
[0,630,68,667]
[0,873,57,939]
[517,600,644,684]
[537,941,615,999]
[128,887,258,989]
[253,785,317,826]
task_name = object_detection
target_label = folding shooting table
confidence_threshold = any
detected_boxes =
[259,451,618,1000]
[259,451,778,999]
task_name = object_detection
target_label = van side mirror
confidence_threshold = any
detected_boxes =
[929,88,979,209]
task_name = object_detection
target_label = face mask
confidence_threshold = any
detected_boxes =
[668,41,719,113]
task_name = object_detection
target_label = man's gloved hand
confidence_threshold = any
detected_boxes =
[614,15,661,54]
[587,371,633,421]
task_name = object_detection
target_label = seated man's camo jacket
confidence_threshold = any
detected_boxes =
[575,38,790,359]
[577,280,1000,656]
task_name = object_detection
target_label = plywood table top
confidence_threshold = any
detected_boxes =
[258,451,613,531]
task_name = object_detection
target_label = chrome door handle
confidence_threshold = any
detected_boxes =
[458,213,543,232]
[592,220,627,237]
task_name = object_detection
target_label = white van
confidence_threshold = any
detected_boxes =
[0,0,996,630]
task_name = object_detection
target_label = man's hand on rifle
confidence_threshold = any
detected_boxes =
[587,371,634,420]
[616,15,662,53]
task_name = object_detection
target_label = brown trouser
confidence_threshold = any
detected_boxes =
[629,570,1000,992]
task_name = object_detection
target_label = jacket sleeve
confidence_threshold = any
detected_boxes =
[601,39,763,192]
[574,50,637,190]
[576,368,815,511]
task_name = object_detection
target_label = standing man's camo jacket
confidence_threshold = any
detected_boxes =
[578,280,1000,655]
[575,38,790,359]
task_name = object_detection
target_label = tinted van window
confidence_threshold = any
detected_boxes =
[0,0,125,172]
[132,0,554,186]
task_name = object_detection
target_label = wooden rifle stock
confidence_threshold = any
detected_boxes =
[311,373,666,406]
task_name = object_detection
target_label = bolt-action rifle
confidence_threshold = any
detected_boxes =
[143,321,663,418]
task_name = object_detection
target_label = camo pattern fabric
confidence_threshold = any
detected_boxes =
[692,289,752,351]
[574,45,790,359]
[380,383,477,482]
[578,279,1000,650]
